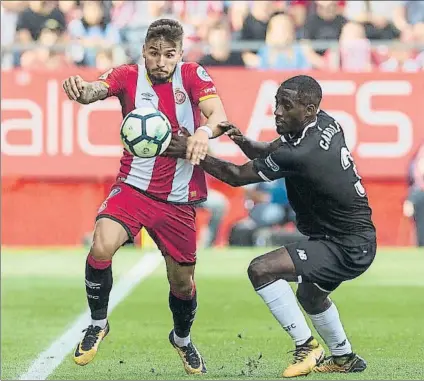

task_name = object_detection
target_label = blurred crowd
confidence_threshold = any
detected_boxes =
[1,0,424,71]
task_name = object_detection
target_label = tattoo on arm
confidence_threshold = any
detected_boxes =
[78,81,109,104]
[199,155,262,187]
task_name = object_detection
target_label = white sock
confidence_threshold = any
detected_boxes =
[173,332,191,347]
[308,302,352,356]
[91,318,107,329]
[256,279,312,346]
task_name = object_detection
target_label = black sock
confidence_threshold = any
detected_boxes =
[85,256,113,320]
[169,290,197,338]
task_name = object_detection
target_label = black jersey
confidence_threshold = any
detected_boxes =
[253,110,376,246]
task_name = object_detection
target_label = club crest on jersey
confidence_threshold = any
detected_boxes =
[98,68,113,80]
[296,249,308,261]
[174,88,186,104]
[196,66,212,82]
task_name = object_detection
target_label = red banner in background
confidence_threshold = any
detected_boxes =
[1,69,423,179]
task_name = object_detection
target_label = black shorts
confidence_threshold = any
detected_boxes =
[285,238,377,292]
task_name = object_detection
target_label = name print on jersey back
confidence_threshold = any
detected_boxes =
[317,112,366,198]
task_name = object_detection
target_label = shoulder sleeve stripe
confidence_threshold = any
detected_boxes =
[98,81,110,88]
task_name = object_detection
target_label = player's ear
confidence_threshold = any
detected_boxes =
[142,44,146,59]
[306,104,316,117]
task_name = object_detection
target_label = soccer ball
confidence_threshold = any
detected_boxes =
[120,107,172,158]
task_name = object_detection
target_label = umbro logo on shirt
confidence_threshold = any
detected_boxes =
[141,92,154,100]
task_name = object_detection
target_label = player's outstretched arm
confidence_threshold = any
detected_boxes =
[199,155,263,187]
[163,131,261,186]
[220,122,283,159]
[62,75,108,104]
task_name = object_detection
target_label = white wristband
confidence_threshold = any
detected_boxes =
[198,125,213,139]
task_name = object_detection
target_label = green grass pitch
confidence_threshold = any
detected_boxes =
[1,247,423,380]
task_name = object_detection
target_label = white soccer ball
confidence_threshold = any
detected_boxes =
[120,107,172,158]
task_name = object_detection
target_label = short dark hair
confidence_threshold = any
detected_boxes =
[278,75,322,107]
[145,19,184,46]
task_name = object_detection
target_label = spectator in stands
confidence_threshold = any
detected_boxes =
[111,1,177,64]
[302,0,347,69]
[1,1,27,69]
[58,0,81,24]
[197,187,229,248]
[344,0,400,40]
[240,1,274,67]
[199,22,245,67]
[335,22,373,71]
[245,179,295,229]
[252,13,311,70]
[403,143,424,246]
[68,1,121,67]
[16,1,66,43]
[172,0,224,42]
[95,48,115,71]
[393,0,424,40]
[20,18,71,69]
[288,0,310,38]
[227,0,250,39]
[229,178,297,247]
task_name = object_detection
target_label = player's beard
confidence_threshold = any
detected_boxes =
[146,67,175,85]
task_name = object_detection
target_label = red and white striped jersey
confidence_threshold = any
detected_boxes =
[99,62,219,204]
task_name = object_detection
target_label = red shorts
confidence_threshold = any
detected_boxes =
[97,182,197,265]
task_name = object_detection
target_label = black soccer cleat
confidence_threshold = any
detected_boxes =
[169,330,207,375]
[313,352,367,373]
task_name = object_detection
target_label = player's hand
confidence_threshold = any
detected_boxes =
[162,128,189,159]
[219,121,244,145]
[62,75,86,101]
[186,128,209,165]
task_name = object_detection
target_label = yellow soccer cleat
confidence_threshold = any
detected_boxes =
[169,330,207,375]
[282,338,325,378]
[313,353,367,373]
[74,322,110,366]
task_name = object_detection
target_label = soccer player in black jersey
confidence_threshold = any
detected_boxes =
[165,75,376,377]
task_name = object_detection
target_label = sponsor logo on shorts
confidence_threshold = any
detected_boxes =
[196,66,212,82]
[98,201,107,213]
[296,249,308,261]
[265,155,279,172]
[107,187,121,199]
[98,187,121,213]
[174,88,186,104]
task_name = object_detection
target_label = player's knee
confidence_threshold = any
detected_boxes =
[296,287,328,315]
[90,237,116,261]
[169,278,194,298]
[247,259,272,288]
